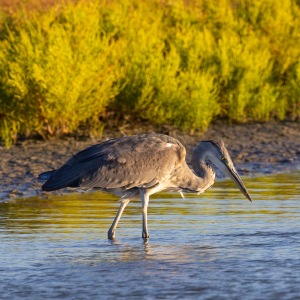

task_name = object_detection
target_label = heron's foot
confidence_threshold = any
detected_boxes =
[108,230,116,240]
[142,231,149,239]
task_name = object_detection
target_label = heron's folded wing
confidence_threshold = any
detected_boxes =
[43,134,186,191]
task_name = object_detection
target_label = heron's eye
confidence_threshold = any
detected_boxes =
[221,157,226,161]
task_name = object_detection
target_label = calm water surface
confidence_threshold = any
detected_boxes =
[0,172,299,299]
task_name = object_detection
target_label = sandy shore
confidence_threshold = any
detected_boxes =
[0,121,299,201]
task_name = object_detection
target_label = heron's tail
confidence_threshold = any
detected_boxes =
[38,170,56,181]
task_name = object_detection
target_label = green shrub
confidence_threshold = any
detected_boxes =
[0,0,299,147]
[0,1,123,145]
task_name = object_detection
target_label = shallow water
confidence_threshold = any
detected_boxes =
[0,172,299,300]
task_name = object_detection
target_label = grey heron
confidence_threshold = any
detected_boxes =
[39,133,252,239]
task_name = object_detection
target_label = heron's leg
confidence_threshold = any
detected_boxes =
[140,190,150,239]
[108,199,130,240]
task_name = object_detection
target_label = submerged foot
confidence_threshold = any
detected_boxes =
[142,231,149,239]
[108,230,116,240]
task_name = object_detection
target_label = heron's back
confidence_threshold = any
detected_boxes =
[42,133,187,193]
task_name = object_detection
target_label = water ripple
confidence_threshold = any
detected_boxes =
[0,172,299,299]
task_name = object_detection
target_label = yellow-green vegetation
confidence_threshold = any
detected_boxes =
[0,0,299,146]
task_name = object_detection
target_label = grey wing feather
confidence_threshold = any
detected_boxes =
[42,133,186,192]
[38,170,55,180]
[42,138,118,191]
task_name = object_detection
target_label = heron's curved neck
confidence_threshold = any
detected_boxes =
[170,144,215,193]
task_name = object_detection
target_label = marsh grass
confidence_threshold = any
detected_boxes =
[0,0,299,146]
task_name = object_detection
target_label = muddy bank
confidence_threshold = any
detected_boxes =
[0,121,299,201]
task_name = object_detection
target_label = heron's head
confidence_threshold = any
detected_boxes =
[193,140,252,202]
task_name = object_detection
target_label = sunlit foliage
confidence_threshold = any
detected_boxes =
[0,0,299,146]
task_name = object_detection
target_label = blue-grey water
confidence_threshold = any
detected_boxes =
[0,172,299,300]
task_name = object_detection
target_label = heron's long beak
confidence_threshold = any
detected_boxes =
[224,164,252,202]
[213,158,252,202]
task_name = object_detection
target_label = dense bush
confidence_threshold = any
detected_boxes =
[0,0,299,146]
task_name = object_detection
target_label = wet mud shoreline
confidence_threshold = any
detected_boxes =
[0,121,299,201]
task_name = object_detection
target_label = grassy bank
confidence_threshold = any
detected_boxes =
[0,0,299,146]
